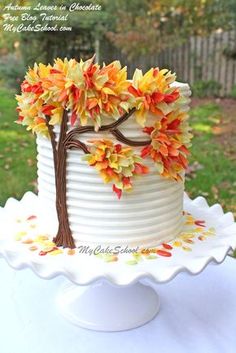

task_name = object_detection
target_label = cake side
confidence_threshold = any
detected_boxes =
[37,135,184,247]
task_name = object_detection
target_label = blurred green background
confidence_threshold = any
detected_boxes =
[0,0,236,222]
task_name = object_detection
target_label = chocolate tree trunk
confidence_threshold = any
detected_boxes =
[52,111,75,249]
[44,107,146,249]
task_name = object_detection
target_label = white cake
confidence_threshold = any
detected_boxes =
[37,82,191,247]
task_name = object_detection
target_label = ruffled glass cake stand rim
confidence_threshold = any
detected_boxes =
[0,192,235,331]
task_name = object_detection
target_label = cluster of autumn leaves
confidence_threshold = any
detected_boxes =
[84,140,149,199]
[16,56,192,198]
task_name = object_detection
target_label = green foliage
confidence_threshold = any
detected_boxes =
[229,85,236,98]
[106,0,236,58]
[0,54,25,90]
[192,80,222,98]
[1,0,236,64]
[223,47,236,60]
[19,0,109,65]
[186,102,236,215]
[0,0,27,52]
[190,103,221,127]
[0,87,37,205]
[0,0,110,66]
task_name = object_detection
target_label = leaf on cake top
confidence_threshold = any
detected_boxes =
[128,67,180,126]
[16,57,134,133]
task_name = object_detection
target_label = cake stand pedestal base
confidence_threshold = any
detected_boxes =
[56,281,160,331]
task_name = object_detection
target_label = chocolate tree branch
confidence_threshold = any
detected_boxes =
[65,140,90,154]
[99,107,136,131]
[110,129,151,147]
[45,116,58,169]
[64,107,136,145]
[58,110,69,150]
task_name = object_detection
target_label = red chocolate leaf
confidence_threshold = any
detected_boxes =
[113,184,122,199]
[27,215,37,221]
[156,249,172,257]
[195,220,206,227]
[162,243,173,250]
[70,111,77,126]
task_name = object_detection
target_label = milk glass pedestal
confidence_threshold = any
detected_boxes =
[0,192,235,331]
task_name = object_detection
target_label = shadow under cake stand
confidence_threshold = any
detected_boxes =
[0,192,235,331]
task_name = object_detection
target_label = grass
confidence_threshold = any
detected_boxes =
[0,87,236,220]
[186,101,236,217]
[0,87,37,205]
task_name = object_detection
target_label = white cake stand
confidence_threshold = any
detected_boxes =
[0,192,236,331]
